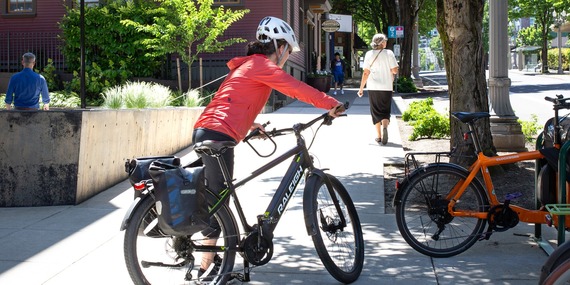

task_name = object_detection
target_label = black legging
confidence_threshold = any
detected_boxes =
[192,128,236,237]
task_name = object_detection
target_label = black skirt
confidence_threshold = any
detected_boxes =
[367,90,392,125]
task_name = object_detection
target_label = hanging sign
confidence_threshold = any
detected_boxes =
[322,20,340,33]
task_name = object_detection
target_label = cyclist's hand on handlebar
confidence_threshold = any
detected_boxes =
[245,122,268,140]
[329,103,346,118]
[250,122,266,133]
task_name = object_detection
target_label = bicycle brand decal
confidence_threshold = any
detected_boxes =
[278,165,304,215]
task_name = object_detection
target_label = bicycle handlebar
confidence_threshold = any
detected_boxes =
[545,95,570,110]
[243,102,349,143]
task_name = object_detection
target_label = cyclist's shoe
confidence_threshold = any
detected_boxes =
[198,254,223,281]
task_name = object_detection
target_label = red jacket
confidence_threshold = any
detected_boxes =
[194,54,340,142]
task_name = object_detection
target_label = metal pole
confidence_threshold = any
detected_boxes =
[558,28,563,74]
[80,0,86,108]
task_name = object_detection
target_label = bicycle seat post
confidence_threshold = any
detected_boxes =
[467,121,483,154]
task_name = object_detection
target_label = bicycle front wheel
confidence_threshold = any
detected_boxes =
[123,191,239,285]
[304,173,364,283]
[539,241,570,285]
[394,164,489,257]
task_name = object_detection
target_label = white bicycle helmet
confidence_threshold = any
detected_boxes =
[256,16,300,52]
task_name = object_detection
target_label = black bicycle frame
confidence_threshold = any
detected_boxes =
[208,137,314,236]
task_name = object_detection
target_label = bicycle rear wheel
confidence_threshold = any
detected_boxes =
[394,164,488,257]
[123,191,239,285]
[304,173,364,283]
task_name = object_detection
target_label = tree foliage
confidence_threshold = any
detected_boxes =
[517,26,546,48]
[509,0,570,72]
[121,0,249,89]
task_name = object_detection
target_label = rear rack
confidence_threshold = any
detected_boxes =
[404,151,453,176]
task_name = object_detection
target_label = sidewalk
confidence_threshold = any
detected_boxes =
[0,87,563,284]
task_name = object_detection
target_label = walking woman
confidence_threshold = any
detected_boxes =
[357,33,399,145]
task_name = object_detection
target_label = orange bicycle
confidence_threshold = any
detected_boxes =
[393,95,570,257]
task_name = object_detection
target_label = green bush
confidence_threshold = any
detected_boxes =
[102,81,172,109]
[396,76,418,93]
[402,97,434,122]
[547,47,570,71]
[0,95,5,109]
[518,114,540,143]
[409,110,450,140]
[403,97,450,141]
[50,91,81,108]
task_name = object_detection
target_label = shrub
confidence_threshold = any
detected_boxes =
[403,97,450,141]
[402,97,434,122]
[396,76,418,93]
[518,114,540,143]
[49,91,81,108]
[102,81,172,109]
[409,110,450,140]
[181,89,205,107]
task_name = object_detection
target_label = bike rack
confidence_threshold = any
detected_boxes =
[553,139,570,245]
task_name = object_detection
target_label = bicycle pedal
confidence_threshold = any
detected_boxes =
[505,192,523,200]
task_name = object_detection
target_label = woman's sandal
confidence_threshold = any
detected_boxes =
[375,137,381,144]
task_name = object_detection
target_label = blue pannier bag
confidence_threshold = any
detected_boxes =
[149,160,208,235]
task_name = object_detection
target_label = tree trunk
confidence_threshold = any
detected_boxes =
[398,0,414,78]
[188,49,192,90]
[436,0,493,166]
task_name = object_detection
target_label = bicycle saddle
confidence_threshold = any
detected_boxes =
[193,140,237,155]
[452,112,490,123]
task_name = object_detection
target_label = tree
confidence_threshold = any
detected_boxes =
[436,0,492,165]
[517,26,546,48]
[509,0,570,73]
[122,0,249,89]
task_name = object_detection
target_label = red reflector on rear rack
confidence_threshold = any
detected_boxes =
[133,182,146,191]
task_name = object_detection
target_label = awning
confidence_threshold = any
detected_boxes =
[512,46,541,52]
[354,34,368,50]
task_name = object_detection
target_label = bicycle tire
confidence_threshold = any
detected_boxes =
[303,173,364,283]
[540,241,570,285]
[123,191,239,285]
[542,260,570,285]
[395,163,489,257]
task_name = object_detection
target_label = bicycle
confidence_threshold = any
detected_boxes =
[393,95,570,258]
[539,240,570,285]
[120,108,365,284]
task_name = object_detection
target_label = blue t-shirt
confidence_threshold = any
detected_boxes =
[5,68,50,109]
[332,59,344,75]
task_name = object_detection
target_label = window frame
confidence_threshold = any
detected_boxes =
[212,0,244,7]
[2,0,36,18]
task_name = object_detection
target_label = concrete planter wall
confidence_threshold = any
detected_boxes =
[0,107,204,207]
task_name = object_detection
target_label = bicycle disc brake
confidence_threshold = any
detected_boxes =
[242,230,273,266]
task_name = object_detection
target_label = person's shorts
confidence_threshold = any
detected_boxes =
[333,72,344,84]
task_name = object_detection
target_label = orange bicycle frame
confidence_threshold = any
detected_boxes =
[446,150,551,224]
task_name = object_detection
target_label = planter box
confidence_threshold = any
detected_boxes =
[306,76,332,92]
[0,107,204,207]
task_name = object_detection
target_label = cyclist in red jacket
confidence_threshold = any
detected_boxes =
[193,16,344,280]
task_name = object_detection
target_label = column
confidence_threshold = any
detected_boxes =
[489,0,526,152]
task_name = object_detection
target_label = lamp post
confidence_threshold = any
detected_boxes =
[553,10,566,74]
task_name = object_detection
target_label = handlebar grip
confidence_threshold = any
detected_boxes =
[545,96,556,103]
